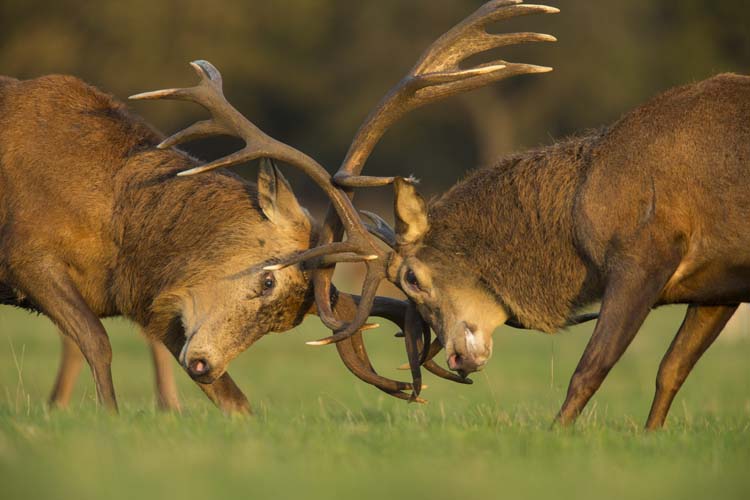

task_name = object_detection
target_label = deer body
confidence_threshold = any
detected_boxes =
[0,74,314,412]
[391,73,750,427]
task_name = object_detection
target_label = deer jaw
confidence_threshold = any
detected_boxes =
[176,257,311,383]
[395,250,508,375]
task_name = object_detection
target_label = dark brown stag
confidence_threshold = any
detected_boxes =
[319,8,750,427]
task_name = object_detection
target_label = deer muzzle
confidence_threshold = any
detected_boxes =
[445,322,492,375]
[180,330,223,383]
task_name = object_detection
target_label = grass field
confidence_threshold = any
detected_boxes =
[0,304,748,500]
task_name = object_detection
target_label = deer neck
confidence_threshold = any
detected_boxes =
[424,132,605,332]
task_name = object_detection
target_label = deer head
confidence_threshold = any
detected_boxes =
[130,61,419,395]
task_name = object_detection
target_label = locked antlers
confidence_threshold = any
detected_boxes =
[131,0,560,403]
[131,61,418,399]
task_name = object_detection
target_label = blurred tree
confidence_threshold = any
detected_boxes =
[1,0,747,212]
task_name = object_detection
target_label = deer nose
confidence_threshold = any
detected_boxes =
[446,323,490,374]
[187,357,211,379]
[447,352,486,375]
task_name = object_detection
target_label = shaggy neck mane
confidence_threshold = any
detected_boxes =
[111,144,265,324]
[424,131,606,332]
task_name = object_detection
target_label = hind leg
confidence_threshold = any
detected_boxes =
[645,304,737,430]
[48,333,85,408]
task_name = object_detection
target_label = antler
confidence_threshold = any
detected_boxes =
[346,293,472,402]
[333,293,427,403]
[130,61,423,397]
[306,0,559,347]
[334,0,558,187]
[129,60,389,339]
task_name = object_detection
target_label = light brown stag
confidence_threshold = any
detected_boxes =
[0,67,416,412]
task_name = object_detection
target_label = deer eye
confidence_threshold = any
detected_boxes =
[404,269,420,290]
[261,272,276,295]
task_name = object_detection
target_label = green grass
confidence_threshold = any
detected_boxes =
[1,305,748,500]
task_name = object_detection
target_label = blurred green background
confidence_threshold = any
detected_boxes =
[1,1,750,499]
[2,0,748,208]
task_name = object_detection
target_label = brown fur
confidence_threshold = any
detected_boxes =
[393,73,750,427]
[0,74,314,412]
[425,132,605,332]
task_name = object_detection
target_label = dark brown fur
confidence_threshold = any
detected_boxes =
[425,132,605,332]
[395,73,750,428]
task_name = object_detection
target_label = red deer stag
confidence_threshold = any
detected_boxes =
[0,66,422,412]
[296,2,749,428]
[0,66,323,412]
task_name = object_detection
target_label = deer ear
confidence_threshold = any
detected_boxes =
[258,159,310,227]
[394,177,429,246]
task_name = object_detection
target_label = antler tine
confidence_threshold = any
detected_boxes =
[332,293,426,403]
[307,263,385,345]
[333,0,558,187]
[336,335,417,399]
[420,338,474,385]
[131,60,331,182]
[412,1,557,75]
[424,360,474,385]
[358,294,468,397]
[403,301,425,401]
[396,318,473,385]
[335,291,469,396]
[360,210,397,249]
